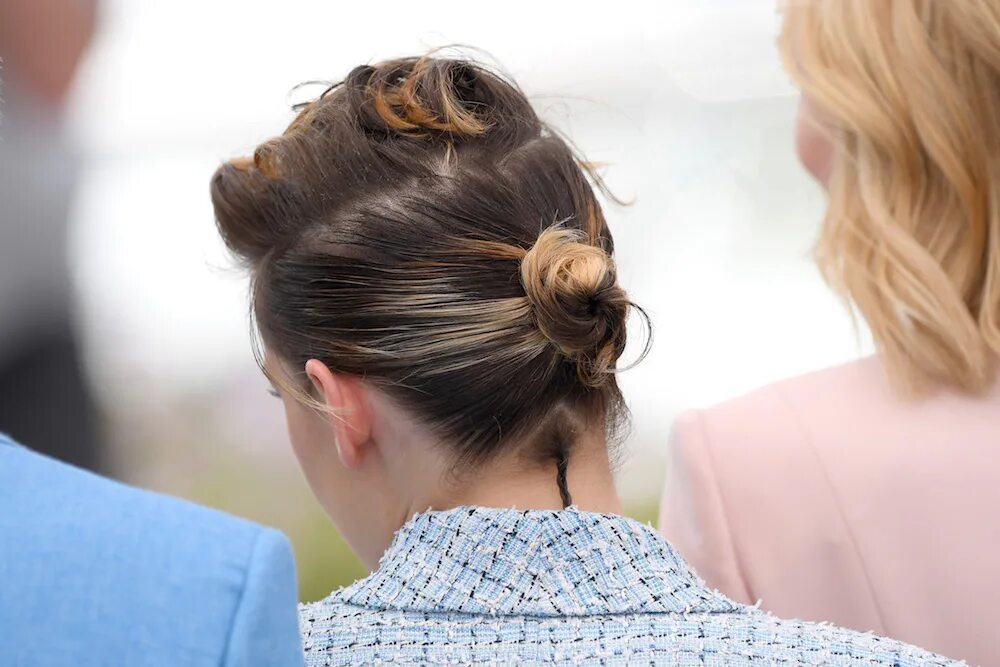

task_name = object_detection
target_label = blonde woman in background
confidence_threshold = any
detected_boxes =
[659,2,1000,665]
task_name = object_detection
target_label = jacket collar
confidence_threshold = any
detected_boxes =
[339,506,740,617]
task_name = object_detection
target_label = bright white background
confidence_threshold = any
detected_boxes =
[66,0,873,503]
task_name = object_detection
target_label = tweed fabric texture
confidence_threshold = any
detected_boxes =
[300,507,960,665]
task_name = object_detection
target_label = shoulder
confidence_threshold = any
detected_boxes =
[663,358,888,525]
[0,434,266,549]
[659,358,885,600]
[672,356,884,456]
[0,436,302,666]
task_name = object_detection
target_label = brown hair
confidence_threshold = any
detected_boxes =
[210,56,647,500]
[780,0,1000,394]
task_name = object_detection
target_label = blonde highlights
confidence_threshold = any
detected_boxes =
[780,0,1000,394]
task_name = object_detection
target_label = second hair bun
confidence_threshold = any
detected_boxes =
[520,227,629,387]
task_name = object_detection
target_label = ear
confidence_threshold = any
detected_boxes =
[304,359,373,470]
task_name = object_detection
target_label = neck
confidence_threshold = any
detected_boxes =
[408,431,623,517]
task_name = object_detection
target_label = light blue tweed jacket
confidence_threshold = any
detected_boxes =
[300,506,961,666]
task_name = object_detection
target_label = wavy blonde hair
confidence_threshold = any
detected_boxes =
[779,0,1000,394]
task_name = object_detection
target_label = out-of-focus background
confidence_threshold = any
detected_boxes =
[0,0,873,601]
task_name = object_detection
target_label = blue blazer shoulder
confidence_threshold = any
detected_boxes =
[0,435,305,667]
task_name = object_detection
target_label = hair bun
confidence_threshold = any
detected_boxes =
[211,153,293,259]
[520,227,630,387]
[343,56,536,141]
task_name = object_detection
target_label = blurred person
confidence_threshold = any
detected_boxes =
[0,0,102,470]
[0,433,305,666]
[659,2,1000,665]
[212,54,958,666]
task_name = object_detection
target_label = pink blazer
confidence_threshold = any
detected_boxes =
[659,356,1000,667]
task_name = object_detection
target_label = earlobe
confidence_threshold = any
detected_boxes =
[795,95,835,187]
[304,359,373,470]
